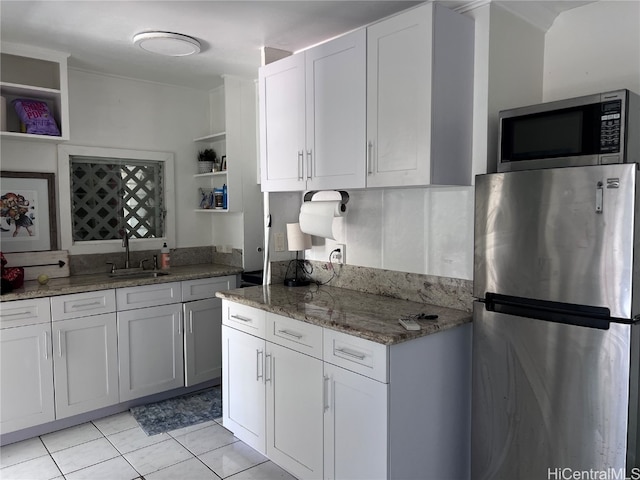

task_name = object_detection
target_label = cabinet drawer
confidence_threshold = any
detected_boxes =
[51,290,116,321]
[266,312,322,359]
[323,329,388,383]
[0,298,51,328]
[222,301,266,338]
[182,275,237,302]
[116,282,182,310]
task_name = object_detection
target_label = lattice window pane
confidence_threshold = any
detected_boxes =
[70,156,165,241]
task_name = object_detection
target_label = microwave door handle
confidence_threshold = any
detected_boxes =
[596,181,603,214]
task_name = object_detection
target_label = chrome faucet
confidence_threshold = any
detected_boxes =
[121,228,131,269]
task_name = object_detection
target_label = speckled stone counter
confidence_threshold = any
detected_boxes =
[0,264,243,302]
[216,284,472,345]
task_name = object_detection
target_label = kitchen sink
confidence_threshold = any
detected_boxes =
[109,269,170,279]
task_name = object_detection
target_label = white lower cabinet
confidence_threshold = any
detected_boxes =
[50,290,119,419]
[222,299,472,480]
[0,275,236,437]
[323,362,388,480]
[182,276,236,387]
[0,303,55,433]
[267,342,323,479]
[184,298,222,386]
[52,313,119,419]
[222,302,324,480]
[118,303,184,401]
[222,324,266,452]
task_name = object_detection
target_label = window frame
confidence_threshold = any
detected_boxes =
[58,144,176,255]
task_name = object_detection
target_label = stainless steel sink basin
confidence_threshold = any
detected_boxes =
[109,269,169,279]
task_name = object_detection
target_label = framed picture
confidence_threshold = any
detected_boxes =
[221,155,227,171]
[0,171,57,252]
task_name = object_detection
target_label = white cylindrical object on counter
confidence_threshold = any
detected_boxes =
[299,200,346,240]
[286,222,312,251]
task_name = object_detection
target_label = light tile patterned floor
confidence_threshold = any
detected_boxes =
[0,412,297,480]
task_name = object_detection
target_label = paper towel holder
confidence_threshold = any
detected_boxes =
[303,190,349,212]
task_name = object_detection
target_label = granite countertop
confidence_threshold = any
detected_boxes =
[216,284,472,346]
[0,264,244,302]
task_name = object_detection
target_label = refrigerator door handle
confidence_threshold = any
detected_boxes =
[596,181,603,213]
[485,293,613,329]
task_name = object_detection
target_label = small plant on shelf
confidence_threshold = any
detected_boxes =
[197,148,217,173]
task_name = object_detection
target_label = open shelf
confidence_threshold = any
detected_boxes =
[194,131,226,142]
[194,171,227,178]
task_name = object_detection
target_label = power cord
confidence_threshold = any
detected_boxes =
[315,248,341,286]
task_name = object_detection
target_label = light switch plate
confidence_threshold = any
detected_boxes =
[274,232,285,252]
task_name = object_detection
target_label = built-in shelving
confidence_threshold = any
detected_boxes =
[194,131,226,142]
[194,171,227,179]
[194,208,229,213]
[0,43,70,142]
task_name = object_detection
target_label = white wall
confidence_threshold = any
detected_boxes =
[543,1,640,100]
[1,68,214,250]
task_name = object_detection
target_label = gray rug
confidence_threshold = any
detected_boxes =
[130,386,222,436]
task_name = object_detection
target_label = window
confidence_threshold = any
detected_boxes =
[58,145,175,255]
[70,157,165,241]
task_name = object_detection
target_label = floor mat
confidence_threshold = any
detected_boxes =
[130,386,222,436]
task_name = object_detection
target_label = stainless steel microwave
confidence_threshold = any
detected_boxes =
[498,89,639,172]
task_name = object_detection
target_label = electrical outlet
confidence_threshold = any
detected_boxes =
[331,243,346,264]
[274,232,285,252]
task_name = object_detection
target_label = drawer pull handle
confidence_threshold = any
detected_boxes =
[1,310,32,317]
[257,349,263,381]
[43,331,50,360]
[323,375,330,412]
[335,347,366,361]
[70,301,102,308]
[231,314,252,323]
[265,353,272,383]
[58,330,64,357]
[277,329,303,340]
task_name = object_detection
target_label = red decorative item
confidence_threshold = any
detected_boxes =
[1,252,24,292]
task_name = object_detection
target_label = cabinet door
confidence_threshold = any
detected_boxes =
[52,313,119,419]
[184,297,222,386]
[324,362,388,480]
[118,304,184,401]
[366,4,432,187]
[266,343,323,480]
[306,29,366,190]
[259,53,306,192]
[0,323,55,433]
[222,325,266,454]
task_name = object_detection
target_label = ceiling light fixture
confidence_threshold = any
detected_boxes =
[133,31,201,57]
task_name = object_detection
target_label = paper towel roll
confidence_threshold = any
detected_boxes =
[299,201,345,240]
[286,223,312,251]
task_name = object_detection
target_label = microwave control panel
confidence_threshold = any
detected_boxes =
[599,100,622,153]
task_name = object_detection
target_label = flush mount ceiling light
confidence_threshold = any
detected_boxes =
[133,31,201,56]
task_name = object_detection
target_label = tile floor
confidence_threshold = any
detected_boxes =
[0,412,297,480]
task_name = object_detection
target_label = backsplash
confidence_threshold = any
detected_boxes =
[69,246,242,275]
[270,260,473,312]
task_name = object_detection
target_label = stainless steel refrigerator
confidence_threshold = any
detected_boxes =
[472,163,640,478]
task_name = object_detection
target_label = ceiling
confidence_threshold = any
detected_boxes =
[0,1,593,91]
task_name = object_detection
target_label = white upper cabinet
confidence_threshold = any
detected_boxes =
[259,53,306,192]
[366,3,475,187]
[305,29,366,191]
[259,29,366,192]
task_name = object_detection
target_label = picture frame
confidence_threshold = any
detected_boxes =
[0,171,57,252]
[221,155,227,171]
